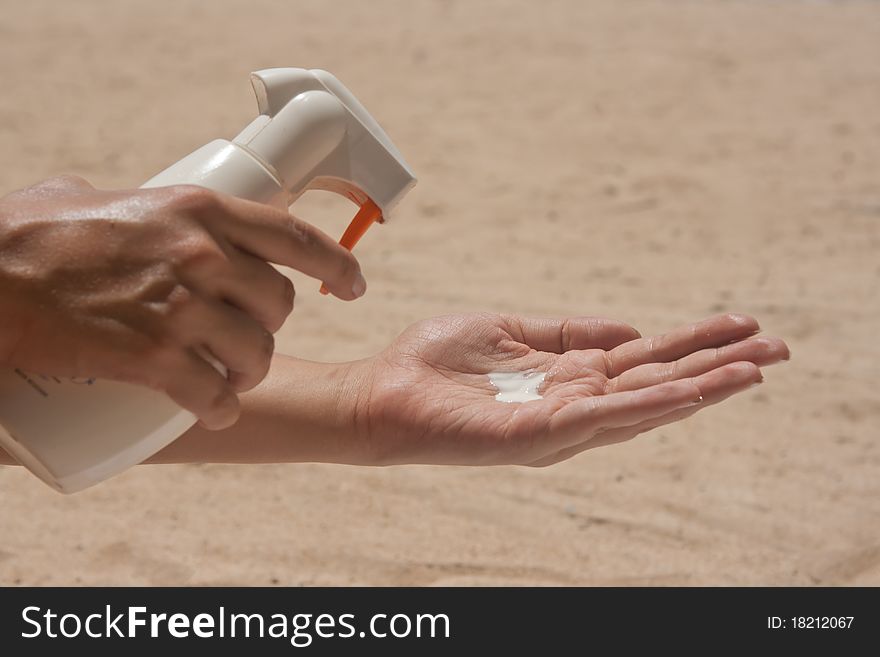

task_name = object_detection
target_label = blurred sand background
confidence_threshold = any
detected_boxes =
[0,0,878,585]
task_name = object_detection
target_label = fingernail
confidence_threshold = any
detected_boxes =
[684,395,703,407]
[352,272,367,298]
[748,379,763,389]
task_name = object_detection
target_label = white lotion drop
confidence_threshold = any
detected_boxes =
[488,371,546,403]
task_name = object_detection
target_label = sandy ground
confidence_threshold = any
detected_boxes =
[0,0,878,586]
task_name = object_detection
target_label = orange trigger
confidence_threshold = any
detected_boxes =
[319,198,383,295]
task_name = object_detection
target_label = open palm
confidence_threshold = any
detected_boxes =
[360,312,788,467]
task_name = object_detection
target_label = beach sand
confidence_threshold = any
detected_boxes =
[0,0,878,585]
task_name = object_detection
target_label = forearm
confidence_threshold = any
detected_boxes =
[146,354,371,465]
[0,354,373,468]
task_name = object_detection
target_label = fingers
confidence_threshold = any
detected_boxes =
[544,378,703,454]
[590,361,761,449]
[501,315,641,353]
[604,313,759,377]
[610,336,789,393]
[532,361,762,466]
[179,298,275,393]
[161,349,241,430]
[206,250,296,333]
[211,195,366,301]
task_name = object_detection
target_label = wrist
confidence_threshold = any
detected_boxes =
[332,356,379,466]
[289,356,371,465]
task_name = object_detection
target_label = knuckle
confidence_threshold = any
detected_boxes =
[139,283,199,345]
[173,234,229,275]
[203,384,240,428]
[167,185,222,215]
[11,175,91,199]
[206,381,234,412]
[287,216,316,248]
[47,174,90,189]
[160,282,196,320]
[257,329,275,364]
[282,276,296,311]
[332,251,358,283]
[136,262,178,303]
[266,278,294,332]
[286,214,315,244]
[195,391,230,427]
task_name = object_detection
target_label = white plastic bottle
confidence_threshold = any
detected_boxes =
[0,68,416,493]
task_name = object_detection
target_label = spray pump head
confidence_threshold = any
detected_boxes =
[233,68,417,254]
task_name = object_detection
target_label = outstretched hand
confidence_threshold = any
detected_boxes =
[2,311,789,470]
[355,313,789,467]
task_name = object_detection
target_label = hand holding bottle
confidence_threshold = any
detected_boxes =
[0,175,366,429]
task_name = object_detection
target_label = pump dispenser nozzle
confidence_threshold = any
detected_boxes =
[145,67,417,253]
